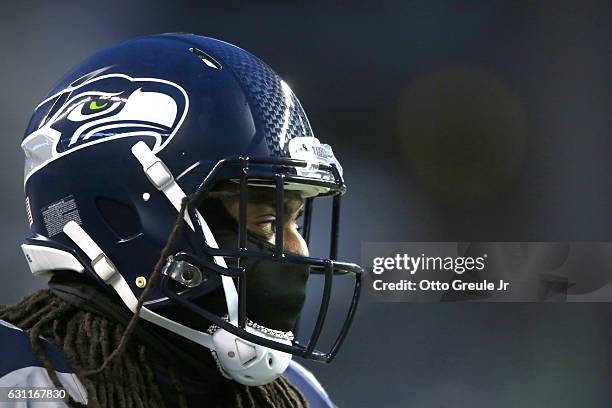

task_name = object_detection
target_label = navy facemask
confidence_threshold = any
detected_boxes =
[199,198,310,333]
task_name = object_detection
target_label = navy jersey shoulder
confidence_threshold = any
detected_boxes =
[0,320,88,405]
[284,361,336,407]
[0,320,73,378]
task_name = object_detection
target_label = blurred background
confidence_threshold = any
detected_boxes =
[1,1,611,406]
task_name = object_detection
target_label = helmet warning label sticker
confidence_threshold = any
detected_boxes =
[42,195,82,237]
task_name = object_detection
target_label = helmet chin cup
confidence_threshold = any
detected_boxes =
[212,324,292,386]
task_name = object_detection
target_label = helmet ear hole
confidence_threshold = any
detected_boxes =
[96,196,142,240]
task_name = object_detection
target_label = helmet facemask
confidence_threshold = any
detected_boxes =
[159,152,362,364]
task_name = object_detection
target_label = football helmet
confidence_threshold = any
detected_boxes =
[20,33,361,386]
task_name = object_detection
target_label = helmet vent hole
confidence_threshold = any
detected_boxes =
[267,356,274,368]
[96,197,142,240]
[189,47,221,70]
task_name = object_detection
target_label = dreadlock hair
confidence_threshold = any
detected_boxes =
[0,196,309,408]
[0,289,165,407]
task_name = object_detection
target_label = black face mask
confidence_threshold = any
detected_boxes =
[194,199,310,333]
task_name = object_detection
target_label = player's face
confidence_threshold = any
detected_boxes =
[219,186,309,257]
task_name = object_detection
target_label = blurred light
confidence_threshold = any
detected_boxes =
[397,66,529,206]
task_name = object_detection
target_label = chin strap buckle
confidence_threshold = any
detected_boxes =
[63,221,118,282]
[90,252,119,283]
[144,159,174,191]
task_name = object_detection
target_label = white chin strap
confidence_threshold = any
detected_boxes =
[61,141,292,386]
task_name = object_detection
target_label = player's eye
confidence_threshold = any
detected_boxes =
[257,218,276,236]
[294,207,304,232]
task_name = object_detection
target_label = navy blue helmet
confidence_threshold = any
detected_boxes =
[21,33,361,386]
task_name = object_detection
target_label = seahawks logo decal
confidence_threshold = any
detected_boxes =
[22,73,188,182]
